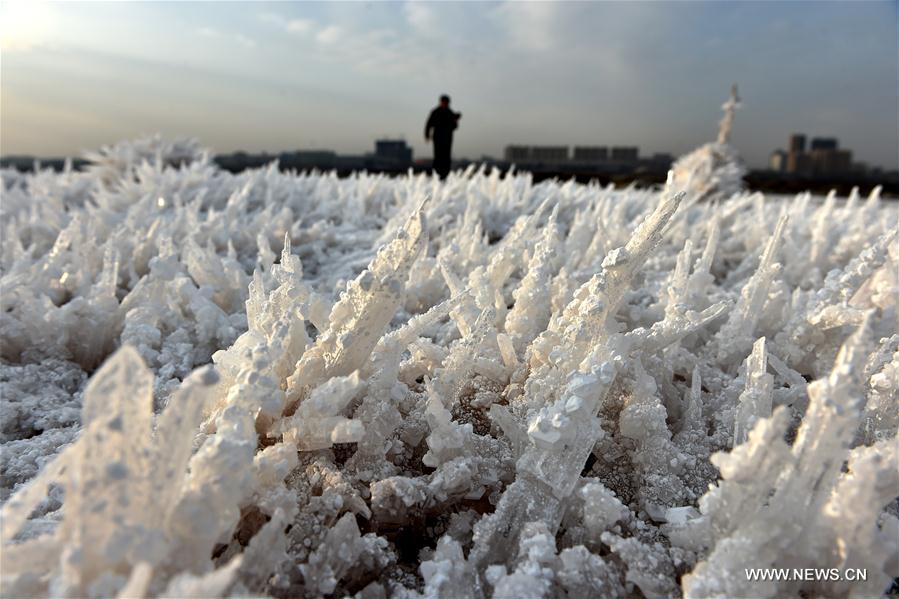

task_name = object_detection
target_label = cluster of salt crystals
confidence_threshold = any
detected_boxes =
[1,96,897,597]
[666,85,747,204]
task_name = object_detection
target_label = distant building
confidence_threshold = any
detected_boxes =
[809,148,852,175]
[775,134,853,176]
[787,151,811,174]
[374,139,412,163]
[572,146,608,162]
[786,134,807,173]
[504,145,568,163]
[810,138,838,151]
[610,146,639,163]
[530,146,569,163]
[334,155,368,170]
[277,150,337,170]
[504,145,531,162]
[788,133,806,153]
[769,150,787,172]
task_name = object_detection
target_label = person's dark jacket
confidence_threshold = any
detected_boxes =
[425,107,460,142]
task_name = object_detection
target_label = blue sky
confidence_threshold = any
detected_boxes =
[1,1,897,169]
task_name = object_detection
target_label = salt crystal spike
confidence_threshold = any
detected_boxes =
[505,217,559,351]
[665,238,693,319]
[733,337,773,447]
[717,83,741,145]
[715,213,788,363]
[285,204,427,407]
[638,300,730,355]
[623,191,685,267]
[696,213,719,275]
[793,312,874,459]
[810,229,897,319]
[680,365,704,436]
[822,439,899,597]
[486,197,553,289]
[495,332,519,372]
[152,364,219,518]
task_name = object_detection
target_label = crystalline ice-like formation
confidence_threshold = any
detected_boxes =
[1,110,896,597]
[1,347,231,597]
[556,544,626,598]
[472,190,693,569]
[714,213,787,366]
[602,531,680,599]
[860,334,899,443]
[422,307,495,468]
[666,85,746,203]
[684,318,899,598]
[300,513,393,596]
[504,213,560,352]
[276,372,365,450]
[285,204,427,407]
[732,337,773,446]
[485,522,559,598]
[581,481,628,537]
[420,536,483,598]
[619,359,691,512]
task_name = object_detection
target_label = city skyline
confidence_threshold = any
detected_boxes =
[1,1,897,170]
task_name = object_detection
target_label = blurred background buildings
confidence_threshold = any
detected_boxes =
[6,131,896,196]
[770,134,856,176]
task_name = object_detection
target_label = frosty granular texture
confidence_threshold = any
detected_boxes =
[1,125,897,597]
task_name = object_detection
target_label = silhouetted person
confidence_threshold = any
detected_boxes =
[425,94,460,180]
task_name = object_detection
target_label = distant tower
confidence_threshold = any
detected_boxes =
[788,134,806,153]
[787,134,807,174]
[717,84,741,145]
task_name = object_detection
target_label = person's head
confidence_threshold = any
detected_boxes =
[439,94,450,108]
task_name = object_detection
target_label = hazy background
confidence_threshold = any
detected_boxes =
[1,1,897,169]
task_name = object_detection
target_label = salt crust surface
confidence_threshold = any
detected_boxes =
[1,103,898,598]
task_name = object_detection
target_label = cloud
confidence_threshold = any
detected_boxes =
[235,34,256,48]
[258,12,285,26]
[316,25,342,44]
[286,19,314,34]
[259,12,316,36]
[404,2,438,36]
[197,26,254,49]
[490,1,563,52]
